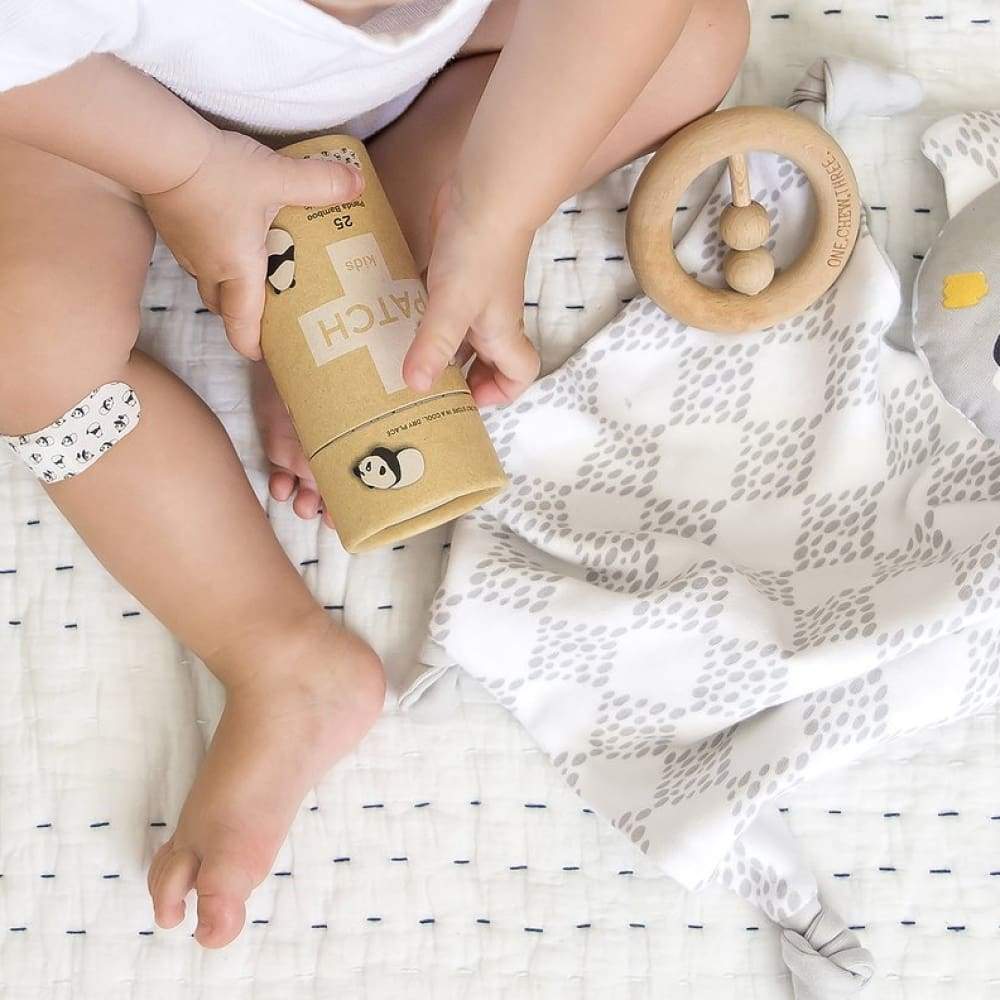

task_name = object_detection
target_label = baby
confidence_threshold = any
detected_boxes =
[0,0,747,948]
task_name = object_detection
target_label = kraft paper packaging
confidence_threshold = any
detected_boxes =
[261,135,507,554]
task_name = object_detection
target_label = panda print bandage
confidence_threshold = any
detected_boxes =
[2,382,140,484]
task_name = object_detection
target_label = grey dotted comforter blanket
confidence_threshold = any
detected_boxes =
[404,60,1000,917]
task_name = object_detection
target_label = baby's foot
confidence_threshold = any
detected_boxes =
[147,612,385,947]
[251,362,330,523]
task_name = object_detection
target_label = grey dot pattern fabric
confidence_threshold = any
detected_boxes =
[922,112,1000,217]
[423,64,1000,893]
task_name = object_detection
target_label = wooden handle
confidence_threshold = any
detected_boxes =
[727,154,751,208]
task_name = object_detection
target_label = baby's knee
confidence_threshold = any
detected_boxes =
[0,278,144,485]
[0,262,140,435]
[719,0,751,85]
[690,0,750,107]
[0,316,140,485]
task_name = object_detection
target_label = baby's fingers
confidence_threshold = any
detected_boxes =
[404,284,474,392]
[469,320,540,406]
[196,275,219,316]
[218,271,266,361]
[275,154,363,209]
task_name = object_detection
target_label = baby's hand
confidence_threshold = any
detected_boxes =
[404,180,540,406]
[143,130,363,359]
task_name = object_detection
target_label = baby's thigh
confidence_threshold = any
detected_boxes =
[0,139,154,432]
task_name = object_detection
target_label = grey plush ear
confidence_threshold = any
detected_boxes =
[352,464,363,479]
[922,111,1000,219]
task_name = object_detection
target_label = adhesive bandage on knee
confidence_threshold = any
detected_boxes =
[2,382,140,484]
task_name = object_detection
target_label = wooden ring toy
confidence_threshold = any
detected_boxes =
[625,106,861,334]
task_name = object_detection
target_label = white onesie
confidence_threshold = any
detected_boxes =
[0,0,492,138]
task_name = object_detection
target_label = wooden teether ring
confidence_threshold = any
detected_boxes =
[626,106,861,333]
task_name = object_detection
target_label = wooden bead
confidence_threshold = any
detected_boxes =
[720,201,771,251]
[724,247,775,296]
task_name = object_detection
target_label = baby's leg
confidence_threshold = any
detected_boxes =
[0,138,385,947]
[374,0,750,267]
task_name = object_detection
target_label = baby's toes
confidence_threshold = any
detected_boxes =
[149,841,200,930]
[262,429,308,480]
[292,483,322,520]
[268,468,297,502]
[194,855,256,948]
[262,430,318,508]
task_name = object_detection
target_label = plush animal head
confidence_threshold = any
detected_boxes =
[913,181,1000,437]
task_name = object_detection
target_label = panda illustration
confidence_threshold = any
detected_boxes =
[353,446,425,490]
[265,227,296,294]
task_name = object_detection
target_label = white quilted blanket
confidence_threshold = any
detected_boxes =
[4,2,1000,998]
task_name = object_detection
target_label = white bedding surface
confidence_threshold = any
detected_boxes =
[3,2,1000,997]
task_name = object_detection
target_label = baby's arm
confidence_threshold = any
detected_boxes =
[457,0,695,229]
[0,55,362,356]
[404,0,694,402]
[0,55,213,195]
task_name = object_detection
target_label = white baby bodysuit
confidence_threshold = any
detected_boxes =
[0,0,491,138]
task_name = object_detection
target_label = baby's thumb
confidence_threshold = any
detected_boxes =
[274,155,364,209]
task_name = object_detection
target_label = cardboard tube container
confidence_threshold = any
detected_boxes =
[261,135,507,553]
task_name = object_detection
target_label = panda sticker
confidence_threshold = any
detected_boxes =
[353,446,425,490]
[265,228,296,294]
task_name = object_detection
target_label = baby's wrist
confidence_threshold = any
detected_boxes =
[450,169,543,239]
[135,120,216,197]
